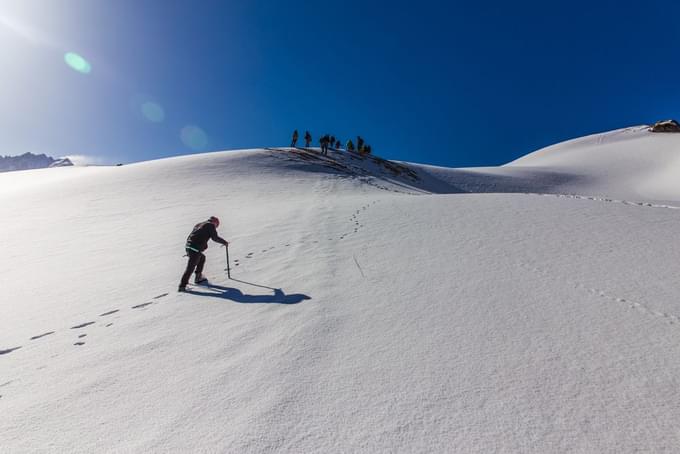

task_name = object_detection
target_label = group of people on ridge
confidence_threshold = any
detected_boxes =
[290,130,372,156]
[345,136,372,155]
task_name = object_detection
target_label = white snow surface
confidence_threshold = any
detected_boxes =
[3,133,680,453]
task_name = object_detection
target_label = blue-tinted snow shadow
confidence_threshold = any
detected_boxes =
[187,283,310,305]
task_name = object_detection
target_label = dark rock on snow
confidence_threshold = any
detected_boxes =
[649,119,680,133]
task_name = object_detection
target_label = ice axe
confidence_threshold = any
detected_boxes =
[224,243,231,279]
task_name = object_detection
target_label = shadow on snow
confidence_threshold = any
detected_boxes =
[187,283,310,305]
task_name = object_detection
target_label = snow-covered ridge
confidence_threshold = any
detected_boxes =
[5,124,679,202]
[393,125,680,202]
[504,125,680,201]
[268,127,680,202]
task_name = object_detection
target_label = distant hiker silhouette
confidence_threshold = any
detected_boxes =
[320,134,331,155]
[179,216,229,292]
[304,131,312,147]
[356,136,365,153]
[291,129,299,147]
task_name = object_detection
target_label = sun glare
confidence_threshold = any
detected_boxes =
[0,13,50,46]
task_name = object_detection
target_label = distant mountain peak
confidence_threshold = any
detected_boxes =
[0,152,74,173]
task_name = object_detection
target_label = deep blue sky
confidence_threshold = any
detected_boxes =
[1,0,679,167]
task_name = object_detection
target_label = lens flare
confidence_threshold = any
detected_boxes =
[129,94,166,123]
[180,125,208,150]
[64,52,91,74]
[141,101,165,123]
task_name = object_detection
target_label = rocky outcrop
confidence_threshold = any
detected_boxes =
[0,153,74,172]
[649,119,680,133]
[49,157,74,168]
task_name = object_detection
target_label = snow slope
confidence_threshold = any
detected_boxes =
[409,125,680,202]
[3,136,680,453]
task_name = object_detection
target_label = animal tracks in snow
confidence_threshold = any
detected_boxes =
[229,200,378,268]
[1,292,171,358]
[99,309,119,317]
[519,193,680,324]
[71,322,95,329]
[529,193,680,211]
[518,260,680,326]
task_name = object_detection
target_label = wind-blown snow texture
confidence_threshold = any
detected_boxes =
[3,129,680,453]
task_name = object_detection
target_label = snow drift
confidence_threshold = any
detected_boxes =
[3,131,680,453]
